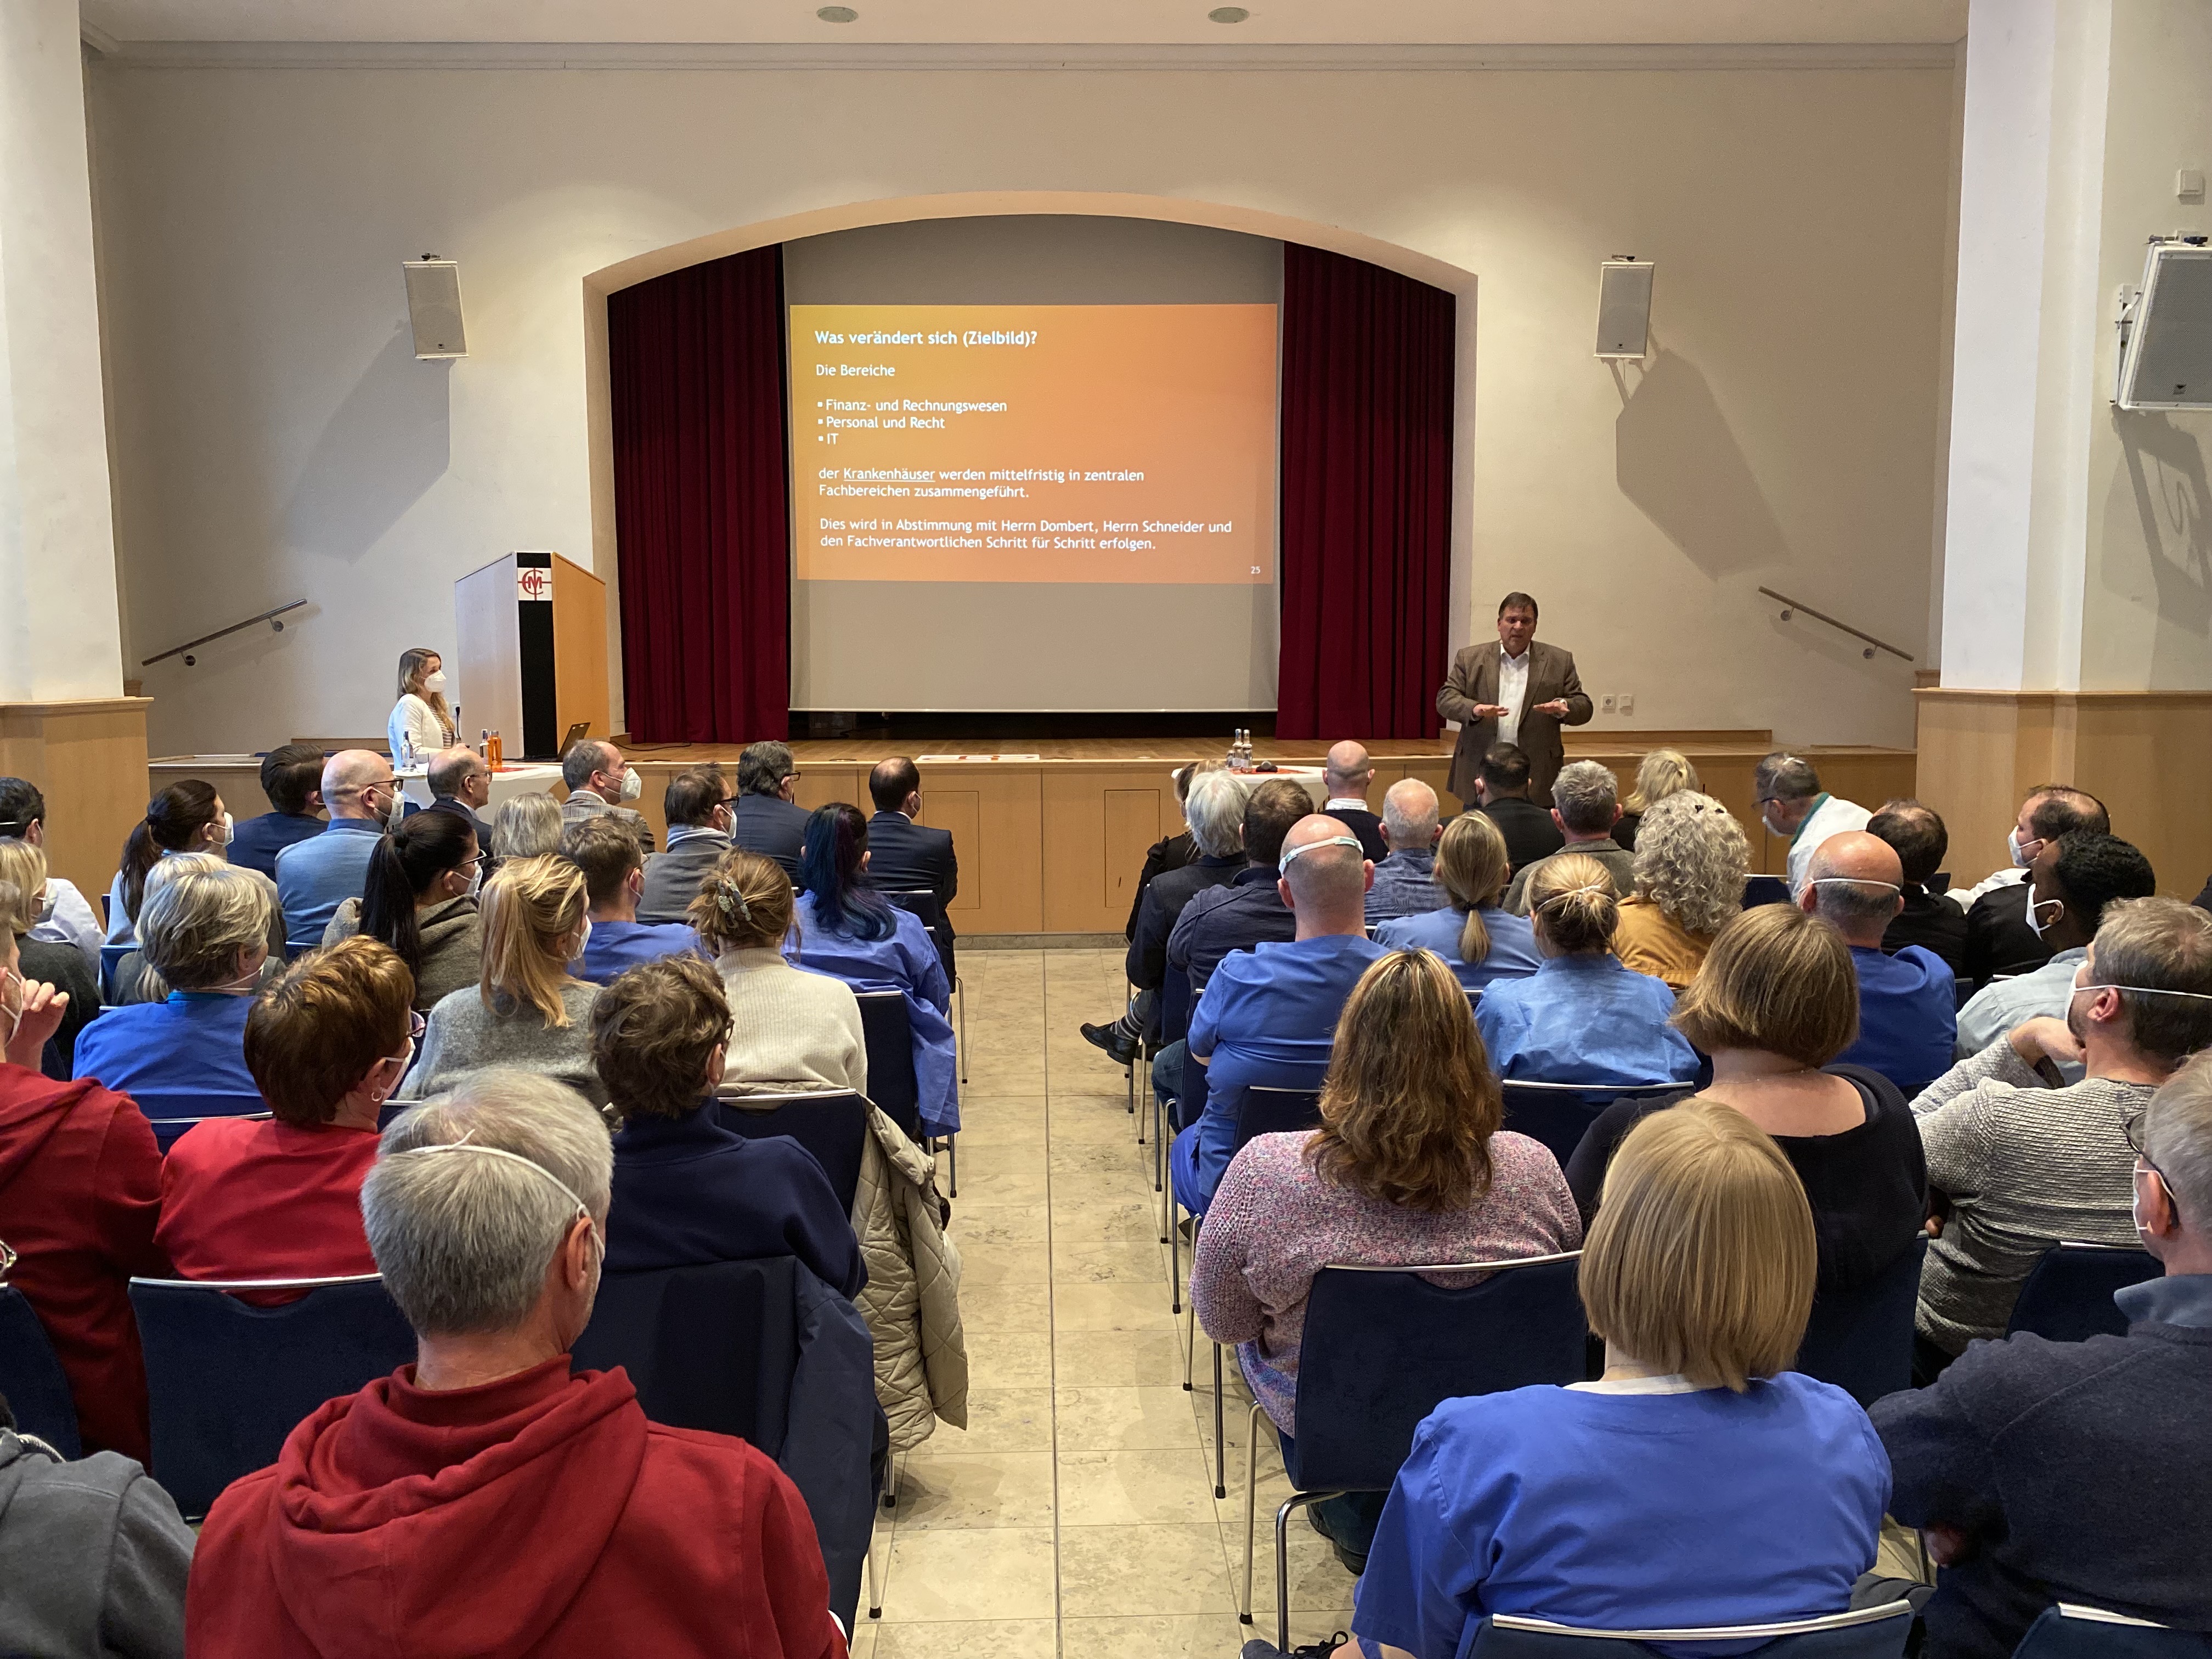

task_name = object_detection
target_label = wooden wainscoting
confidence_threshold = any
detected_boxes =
[3,698,151,905]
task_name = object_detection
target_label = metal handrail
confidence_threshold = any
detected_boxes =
[1757,586,1914,662]
[142,600,306,667]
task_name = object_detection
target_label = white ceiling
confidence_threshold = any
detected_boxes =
[81,1,1968,48]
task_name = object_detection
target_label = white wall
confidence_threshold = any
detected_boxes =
[84,53,1953,755]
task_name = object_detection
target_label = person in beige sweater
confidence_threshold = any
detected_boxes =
[693,849,868,1096]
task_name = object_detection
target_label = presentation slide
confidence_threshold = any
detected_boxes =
[790,303,1278,586]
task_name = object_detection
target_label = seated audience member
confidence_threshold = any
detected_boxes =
[325,809,483,1012]
[1168,816,1387,1218]
[1363,780,1447,923]
[1123,760,1212,940]
[594,956,862,1298]
[106,779,236,946]
[73,861,273,1100]
[1955,830,2153,1063]
[1192,950,1581,1570]
[275,751,396,951]
[1320,741,1389,860]
[422,744,494,844]
[157,937,414,1286]
[0,839,98,1077]
[401,855,606,1108]
[562,816,705,985]
[1873,1054,2212,1659]
[1471,743,1564,878]
[639,765,733,924]
[1913,895,2212,1363]
[1867,798,1967,974]
[731,740,811,881]
[0,1386,194,1655]
[1082,769,1244,1065]
[227,742,328,879]
[1375,810,1541,994]
[1477,857,1697,1087]
[108,853,284,1008]
[697,850,866,1095]
[1612,747,1698,855]
[866,758,959,973]
[0,912,167,1462]
[0,777,103,973]
[1503,760,1635,915]
[557,738,656,853]
[1612,791,1747,991]
[1960,785,2108,989]
[1754,751,1872,900]
[185,1071,847,1659]
[1567,906,1927,1291]
[1802,831,1957,1099]
[488,790,562,871]
[793,804,958,1137]
[1348,1101,1887,1659]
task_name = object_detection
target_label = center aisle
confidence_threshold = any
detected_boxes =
[856,945,1359,1657]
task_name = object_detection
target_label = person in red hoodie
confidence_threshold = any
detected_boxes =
[0,897,168,1463]
[187,1068,849,1659]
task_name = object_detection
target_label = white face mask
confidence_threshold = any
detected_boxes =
[464,861,483,899]
[619,766,642,803]
[2008,828,2040,870]
[574,917,592,960]
[424,671,447,693]
[217,811,235,847]
[2026,888,2062,938]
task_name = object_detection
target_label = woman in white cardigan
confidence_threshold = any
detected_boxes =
[387,646,455,769]
[693,848,867,1094]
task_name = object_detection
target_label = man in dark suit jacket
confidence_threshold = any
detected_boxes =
[730,741,810,881]
[1438,591,1592,805]
[1320,742,1388,861]
[1868,799,1968,975]
[640,765,733,924]
[419,747,494,848]
[868,757,960,977]
[1471,743,1565,876]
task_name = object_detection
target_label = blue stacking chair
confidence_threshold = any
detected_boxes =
[1150,967,1197,1203]
[131,1091,268,1154]
[150,1110,273,1155]
[1795,1235,1927,1407]
[0,1284,82,1456]
[1497,1080,1686,1170]
[715,1091,871,1217]
[129,1273,416,1517]
[883,888,963,1191]
[853,991,925,1144]
[1464,1603,1912,1656]
[2011,1604,2212,1657]
[2006,1242,2160,1344]
[1242,1252,1588,1648]
[98,943,130,1001]
[1743,874,1794,909]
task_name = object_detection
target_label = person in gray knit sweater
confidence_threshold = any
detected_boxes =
[1912,895,2212,1359]
[691,848,867,1096]
[399,854,606,1109]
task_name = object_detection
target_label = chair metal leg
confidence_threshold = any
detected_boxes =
[946,1133,957,1199]
[956,974,967,1085]
[1276,1493,1326,1655]
[1126,1059,1136,1115]
[865,1513,882,1620]
[1212,1341,1228,1498]
[1169,1193,1183,1315]
[1240,1399,1265,1622]
[1183,1296,1197,1390]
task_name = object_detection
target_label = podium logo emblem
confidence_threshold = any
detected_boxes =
[517,567,551,602]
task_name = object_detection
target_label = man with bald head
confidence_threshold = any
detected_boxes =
[1364,779,1447,923]
[274,749,398,952]
[1801,830,1957,1098]
[1167,815,1388,1217]
[1321,742,1387,860]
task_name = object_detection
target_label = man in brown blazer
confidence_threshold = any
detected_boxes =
[1438,591,1593,805]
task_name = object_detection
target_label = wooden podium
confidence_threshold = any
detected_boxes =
[453,552,608,760]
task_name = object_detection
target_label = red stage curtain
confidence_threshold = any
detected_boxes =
[608,246,790,744]
[1276,243,1455,741]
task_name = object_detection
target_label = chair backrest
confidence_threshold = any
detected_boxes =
[129,1273,416,1518]
[1468,1601,1913,1657]
[151,1111,274,1155]
[2006,1242,2162,1343]
[131,1090,266,1123]
[2012,1604,2212,1658]
[1795,1235,1926,1407]
[98,943,129,1001]
[1288,1254,1587,1492]
[1160,965,1194,1048]
[1743,874,1794,910]
[715,1092,870,1216]
[883,889,953,978]
[0,1284,82,1457]
[1229,1085,1323,1155]
[572,1257,799,1456]
[852,991,924,1142]
[1498,1080,1685,1170]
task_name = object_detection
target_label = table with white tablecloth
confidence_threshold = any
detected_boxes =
[399,762,562,811]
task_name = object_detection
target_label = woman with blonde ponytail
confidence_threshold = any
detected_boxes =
[1375,810,1541,994]
[1473,854,1698,1086]
[692,848,866,1095]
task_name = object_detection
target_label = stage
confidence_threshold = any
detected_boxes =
[153,731,1915,938]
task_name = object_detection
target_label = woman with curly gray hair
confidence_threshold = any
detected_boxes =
[1613,791,1748,990]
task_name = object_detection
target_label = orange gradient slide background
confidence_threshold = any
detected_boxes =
[789,303,1278,584]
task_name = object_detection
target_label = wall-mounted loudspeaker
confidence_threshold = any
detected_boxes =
[2116,238,2212,409]
[1595,258,1655,360]
[402,257,467,359]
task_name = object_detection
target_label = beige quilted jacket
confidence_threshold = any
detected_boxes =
[853,1108,969,1452]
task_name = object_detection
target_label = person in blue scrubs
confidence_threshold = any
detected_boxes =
[1348,1099,1888,1659]
[1474,854,1699,1086]
[1802,832,1957,1100]
[791,803,958,1138]
[1375,811,1540,995]
[74,861,271,1102]
[561,816,708,986]
[593,955,862,1298]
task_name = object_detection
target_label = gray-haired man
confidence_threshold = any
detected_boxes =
[1364,778,1447,923]
[1503,760,1637,915]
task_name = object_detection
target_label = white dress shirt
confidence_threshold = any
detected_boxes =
[1784,793,1873,898]
[1496,648,1532,748]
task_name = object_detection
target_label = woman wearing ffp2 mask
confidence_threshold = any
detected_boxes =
[389,646,457,770]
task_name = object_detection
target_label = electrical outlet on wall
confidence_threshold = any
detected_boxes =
[1601,695,1617,713]
[1618,694,1635,716]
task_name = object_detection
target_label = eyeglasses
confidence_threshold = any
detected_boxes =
[2123,1107,2184,1225]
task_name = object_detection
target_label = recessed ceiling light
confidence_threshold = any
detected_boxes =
[1209,5,1250,21]
[817,5,859,20]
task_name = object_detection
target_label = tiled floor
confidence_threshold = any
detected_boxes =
[855,946,1356,1659]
